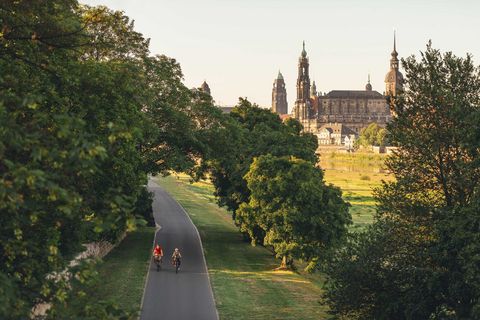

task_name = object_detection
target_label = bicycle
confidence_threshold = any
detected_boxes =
[153,254,162,271]
[172,257,181,274]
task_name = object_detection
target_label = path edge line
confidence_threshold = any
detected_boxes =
[175,195,220,320]
[138,181,162,320]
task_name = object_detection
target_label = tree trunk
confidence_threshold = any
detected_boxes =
[276,255,292,270]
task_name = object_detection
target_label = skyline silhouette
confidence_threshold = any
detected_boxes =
[82,0,480,109]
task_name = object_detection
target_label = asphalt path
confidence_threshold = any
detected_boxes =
[140,180,218,320]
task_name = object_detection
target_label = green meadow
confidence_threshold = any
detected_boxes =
[319,151,393,230]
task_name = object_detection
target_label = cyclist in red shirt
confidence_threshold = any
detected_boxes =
[153,244,163,265]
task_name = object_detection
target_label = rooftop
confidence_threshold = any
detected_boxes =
[323,90,384,99]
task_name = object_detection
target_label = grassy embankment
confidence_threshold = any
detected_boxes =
[319,151,393,230]
[155,175,328,320]
[86,226,155,316]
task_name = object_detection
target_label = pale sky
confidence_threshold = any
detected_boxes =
[81,0,480,111]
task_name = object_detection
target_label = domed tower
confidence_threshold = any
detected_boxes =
[385,32,404,96]
[200,80,211,96]
[365,74,372,91]
[294,41,312,121]
[272,71,288,115]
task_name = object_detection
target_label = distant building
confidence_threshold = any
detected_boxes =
[219,106,234,114]
[197,80,232,113]
[316,123,356,145]
[317,127,333,145]
[271,71,288,115]
[288,35,404,145]
[344,135,356,150]
[199,80,211,95]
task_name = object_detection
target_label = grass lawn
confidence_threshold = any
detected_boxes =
[86,226,155,316]
[155,175,328,320]
[320,153,393,231]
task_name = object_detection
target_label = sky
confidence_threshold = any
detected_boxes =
[81,0,480,111]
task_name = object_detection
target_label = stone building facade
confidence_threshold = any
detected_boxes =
[275,36,404,144]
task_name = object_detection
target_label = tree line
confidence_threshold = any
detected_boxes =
[0,1,224,318]
[324,43,480,319]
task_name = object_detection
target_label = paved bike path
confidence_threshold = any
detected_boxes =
[140,180,218,320]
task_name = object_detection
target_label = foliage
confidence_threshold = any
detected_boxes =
[354,123,387,148]
[324,43,480,319]
[0,1,222,317]
[237,155,351,269]
[208,98,318,220]
[46,261,134,319]
[133,188,154,227]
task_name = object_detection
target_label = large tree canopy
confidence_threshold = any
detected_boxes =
[237,155,351,270]
[324,43,480,319]
[0,1,222,318]
[208,98,318,219]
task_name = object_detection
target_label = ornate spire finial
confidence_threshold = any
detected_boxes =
[366,73,373,91]
[391,30,398,61]
[301,41,307,58]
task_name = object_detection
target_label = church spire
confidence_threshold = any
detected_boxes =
[390,31,399,69]
[385,31,404,97]
[294,41,311,121]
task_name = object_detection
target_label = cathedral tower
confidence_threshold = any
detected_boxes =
[272,71,288,115]
[385,32,404,96]
[294,41,312,120]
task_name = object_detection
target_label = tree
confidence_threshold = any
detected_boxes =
[354,123,387,149]
[208,98,318,221]
[324,43,480,319]
[237,155,351,270]
[0,1,110,317]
